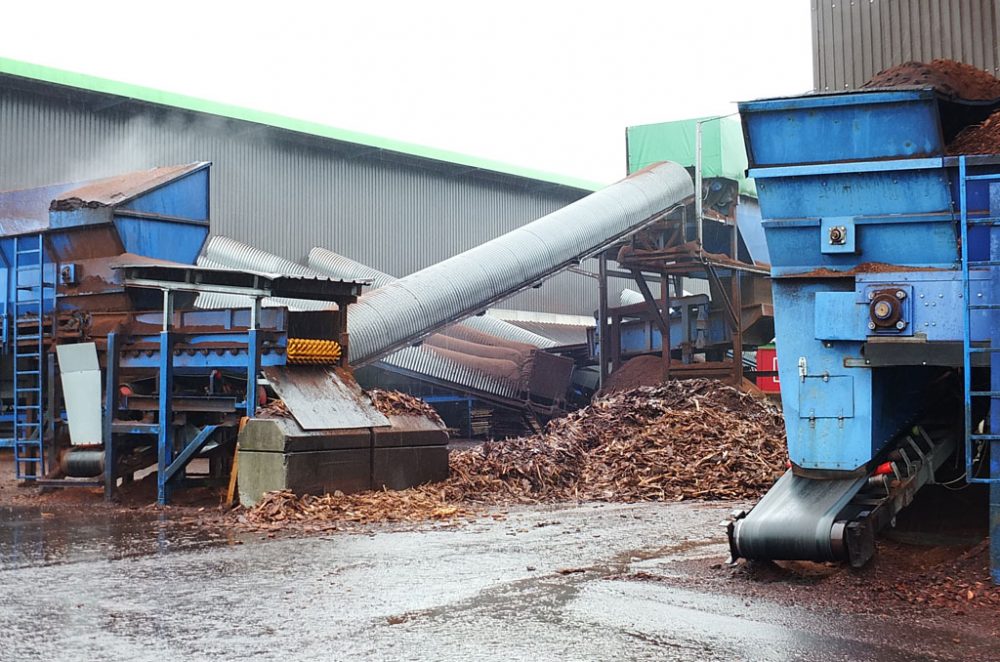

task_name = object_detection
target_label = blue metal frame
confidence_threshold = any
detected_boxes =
[103,332,119,501]
[958,156,1000,484]
[157,328,174,504]
[10,233,51,478]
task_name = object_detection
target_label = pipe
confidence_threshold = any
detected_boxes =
[199,237,543,401]
[308,247,557,348]
[348,161,693,365]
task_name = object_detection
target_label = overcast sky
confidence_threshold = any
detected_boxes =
[4,1,812,185]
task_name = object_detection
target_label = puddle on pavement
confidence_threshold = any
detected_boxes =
[0,505,243,570]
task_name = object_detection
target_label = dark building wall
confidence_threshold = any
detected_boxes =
[812,0,1000,91]
[0,78,616,315]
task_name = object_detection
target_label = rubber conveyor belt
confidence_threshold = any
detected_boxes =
[729,469,868,561]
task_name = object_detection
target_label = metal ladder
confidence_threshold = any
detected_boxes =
[11,234,51,480]
[958,156,1000,483]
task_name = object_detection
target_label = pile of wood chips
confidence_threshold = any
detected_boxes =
[863,59,1000,100]
[241,486,468,530]
[448,379,786,503]
[368,388,445,424]
[257,399,292,419]
[243,379,787,527]
[947,109,1000,155]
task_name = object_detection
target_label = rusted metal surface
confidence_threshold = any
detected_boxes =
[262,365,389,431]
[0,181,72,235]
[49,163,208,211]
[780,262,947,279]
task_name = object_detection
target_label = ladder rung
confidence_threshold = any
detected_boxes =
[969,260,1000,267]
[967,219,1000,226]
[970,347,1000,353]
[15,248,40,254]
[969,304,1000,309]
[971,434,1000,441]
[970,391,1000,397]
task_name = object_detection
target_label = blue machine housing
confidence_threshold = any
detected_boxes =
[740,89,999,473]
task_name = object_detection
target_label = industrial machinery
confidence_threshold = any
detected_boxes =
[726,87,1000,582]
[0,160,694,505]
[590,118,774,387]
[0,162,373,504]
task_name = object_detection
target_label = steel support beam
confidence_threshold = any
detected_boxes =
[991,221,1000,583]
[157,291,175,506]
[598,253,609,387]
[629,268,672,345]
[103,332,119,501]
[163,425,219,482]
[246,298,262,417]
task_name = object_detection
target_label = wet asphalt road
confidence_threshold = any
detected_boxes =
[0,501,992,661]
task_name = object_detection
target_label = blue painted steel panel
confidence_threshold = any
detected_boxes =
[756,170,952,219]
[122,169,210,221]
[772,280,928,470]
[857,271,992,342]
[765,219,958,273]
[739,91,942,167]
[113,217,209,264]
[749,157,945,179]
[812,272,991,343]
[799,375,854,418]
[819,217,856,255]
[48,207,113,230]
[735,198,769,264]
[814,292,864,340]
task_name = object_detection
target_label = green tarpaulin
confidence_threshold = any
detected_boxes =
[626,117,756,197]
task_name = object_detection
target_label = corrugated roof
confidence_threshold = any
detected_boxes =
[0,57,602,193]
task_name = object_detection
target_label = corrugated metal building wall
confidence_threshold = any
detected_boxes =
[0,71,616,315]
[812,0,1000,91]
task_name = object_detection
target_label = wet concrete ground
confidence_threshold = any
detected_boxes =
[1,500,996,661]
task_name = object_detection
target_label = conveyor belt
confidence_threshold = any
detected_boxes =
[729,469,867,562]
[730,424,957,567]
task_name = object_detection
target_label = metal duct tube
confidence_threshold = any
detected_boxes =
[194,255,334,312]
[202,235,317,277]
[619,289,645,307]
[307,248,396,289]
[348,162,692,365]
[308,247,557,348]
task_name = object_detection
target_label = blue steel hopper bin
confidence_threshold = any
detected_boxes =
[726,88,1000,583]
[0,163,363,504]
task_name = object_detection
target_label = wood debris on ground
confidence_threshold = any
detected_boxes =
[368,388,445,424]
[257,399,292,419]
[241,379,787,528]
[447,378,786,504]
[241,486,470,530]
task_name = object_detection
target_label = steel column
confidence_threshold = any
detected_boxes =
[661,275,671,381]
[598,253,609,387]
[991,200,1000,584]
[246,298,261,417]
[157,291,174,505]
[103,332,119,501]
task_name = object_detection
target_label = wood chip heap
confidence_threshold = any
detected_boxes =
[947,110,1000,155]
[863,59,1000,100]
[242,379,787,527]
[368,388,445,424]
[449,378,786,503]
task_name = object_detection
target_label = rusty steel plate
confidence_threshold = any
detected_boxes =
[262,366,389,431]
